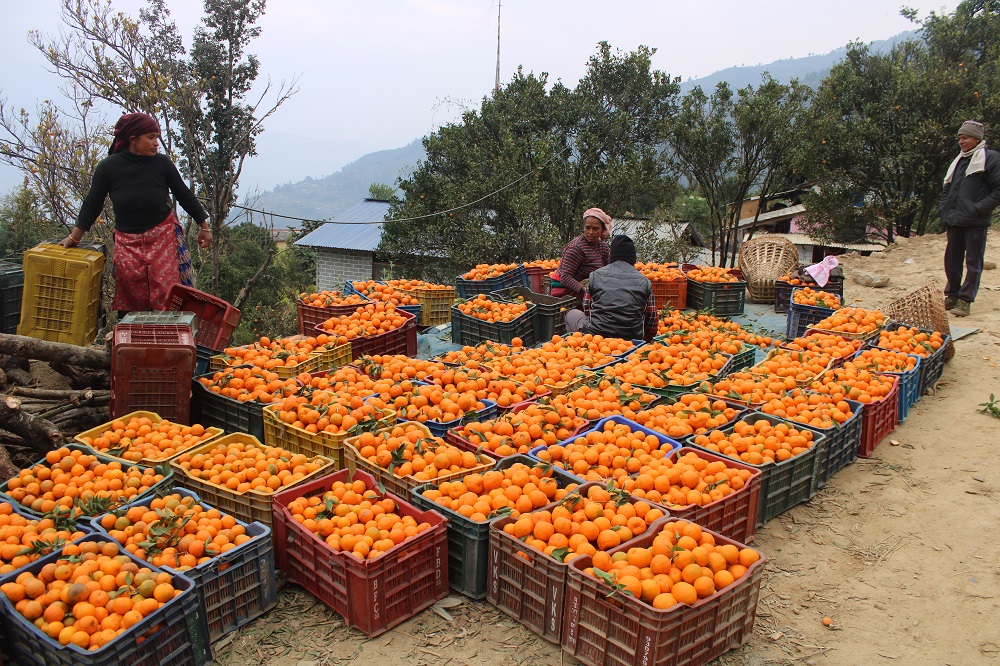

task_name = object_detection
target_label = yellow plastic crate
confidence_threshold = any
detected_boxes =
[397,286,455,327]
[18,243,104,346]
[169,432,337,527]
[74,410,223,467]
[316,342,352,371]
[262,404,396,469]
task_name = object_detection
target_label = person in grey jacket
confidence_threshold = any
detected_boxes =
[939,120,1000,317]
[564,236,657,341]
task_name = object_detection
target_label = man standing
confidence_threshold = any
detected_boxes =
[564,235,657,342]
[939,120,1000,317]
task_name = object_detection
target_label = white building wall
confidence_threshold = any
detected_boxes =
[315,249,373,290]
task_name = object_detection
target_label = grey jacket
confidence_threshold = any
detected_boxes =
[582,261,652,340]
[939,148,1000,228]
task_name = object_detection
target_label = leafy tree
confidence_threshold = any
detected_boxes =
[0,184,61,258]
[666,75,810,266]
[368,182,396,201]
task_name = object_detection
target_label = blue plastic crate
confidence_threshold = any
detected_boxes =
[785,288,839,340]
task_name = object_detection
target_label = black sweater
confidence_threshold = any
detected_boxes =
[75,151,208,234]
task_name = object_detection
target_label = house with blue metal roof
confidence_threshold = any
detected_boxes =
[294,199,391,289]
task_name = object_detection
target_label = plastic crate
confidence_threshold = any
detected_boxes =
[316,341,352,371]
[410,454,582,599]
[444,416,592,461]
[271,469,450,637]
[685,278,747,316]
[194,345,213,376]
[17,243,104,346]
[119,311,199,335]
[455,265,529,298]
[0,260,24,334]
[857,375,899,458]
[89,487,277,643]
[74,409,222,468]
[524,265,553,295]
[0,534,210,666]
[917,337,949,396]
[774,276,844,314]
[170,433,337,528]
[396,398,499,438]
[314,310,417,361]
[749,348,830,389]
[110,325,197,424]
[650,278,687,310]
[530,416,683,472]
[780,331,864,370]
[165,284,240,351]
[451,303,535,347]
[658,447,762,544]
[398,285,455,326]
[190,368,265,440]
[687,414,825,524]
[296,297,368,335]
[561,524,765,666]
[343,422,495,501]
[727,345,757,373]
[785,289,838,340]
[0,501,93,579]
[790,398,864,489]
[866,354,921,423]
[262,403,396,470]
[490,286,575,342]
[600,353,734,402]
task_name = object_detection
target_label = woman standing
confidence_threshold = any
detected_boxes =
[60,113,212,315]
[549,207,611,300]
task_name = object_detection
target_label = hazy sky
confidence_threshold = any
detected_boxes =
[0,0,960,193]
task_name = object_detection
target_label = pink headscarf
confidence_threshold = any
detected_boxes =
[109,113,160,155]
[583,207,612,238]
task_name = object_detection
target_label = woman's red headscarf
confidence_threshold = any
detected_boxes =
[109,113,160,155]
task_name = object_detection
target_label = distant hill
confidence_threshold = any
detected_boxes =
[254,31,919,222]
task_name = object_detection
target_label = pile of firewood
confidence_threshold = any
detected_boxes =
[0,333,112,476]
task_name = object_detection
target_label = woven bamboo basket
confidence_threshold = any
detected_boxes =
[880,280,955,362]
[738,236,800,304]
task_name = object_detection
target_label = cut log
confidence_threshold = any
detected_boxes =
[0,443,17,481]
[48,363,111,391]
[0,334,110,370]
[9,388,110,401]
[4,368,35,387]
[0,395,63,455]
[0,353,30,372]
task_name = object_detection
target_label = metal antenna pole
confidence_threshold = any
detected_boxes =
[495,1,501,91]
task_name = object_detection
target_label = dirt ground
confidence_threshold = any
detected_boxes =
[213,232,1000,666]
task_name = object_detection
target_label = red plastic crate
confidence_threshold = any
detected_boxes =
[658,447,762,544]
[857,374,899,458]
[650,279,687,310]
[296,299,367,335]
[561,522,766,666]
[270,469,449,637]
[165,284,240,351]
[111,325,196,424]
[314,310,416,361]
[524,265,552,295]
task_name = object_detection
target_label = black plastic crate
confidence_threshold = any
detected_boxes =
[191,365,266,441]
[785,301,838,340]
[792,399,864,489]
[727,345,757,373]
[0,260,24,334]
[686,278,747,316]
[490,286,576,343]
[452,303,536,347]
[774,276,844,314]
[455,265,529,298]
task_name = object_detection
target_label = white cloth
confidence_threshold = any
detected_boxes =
[943,141,988,186]
[804,256,839,288]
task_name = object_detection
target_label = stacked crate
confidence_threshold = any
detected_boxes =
[0,260,24,334]
[111,323,196,423]
[17,243,105,346]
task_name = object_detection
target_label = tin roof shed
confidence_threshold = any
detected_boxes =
[294,199,392,252]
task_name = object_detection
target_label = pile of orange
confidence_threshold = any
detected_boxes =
[502,484,666,562]
[455,295,529,322]
[419,462,579,521]
[220,336,324,370]
[534,419,675,481]
[523,259,560,269]
[850,348,918,373]
[876,325,946,357]
[533,380,657,422]
[685,266,740,283]
[172,440,326,493]
[353,354,447,383]
[709,372,798,406]
[656,329,744,355]
[616,451,755,508]
[435,340,525,365]
[486,334,632,379]
[197,366,301,404]
[319,302,410,340]
[349,280,420,306]
[750,350,831,383]
[97,494,252,569]
[757,390,855,428]
[635,263,685,281]
[452,402,588,456]
[777,271,815,286]
[351,422,491,481]
[0,540,181,649]
[299,366,410,402]
[792,287,842,309]
[814,307,886,335]
[270,390,392,436]
[284,479,434,560]
[424,366,546,408]
[692,417,817,465]
[0,503,88,574]
[631,394,743,439]
[806,366,895,404]
[384,278,453,292]
[77,416,216,463]
[368,384,489,424]
[657,310,772,347]
[602,342,731,387]
[583,519,760,608]
[5,448,166,519]
[781,332,861,359]
[297,290,369,308]
[461,263,522,280]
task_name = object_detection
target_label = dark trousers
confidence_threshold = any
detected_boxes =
[944,225,988,302]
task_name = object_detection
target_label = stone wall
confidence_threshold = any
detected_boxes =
[315,248,373,290]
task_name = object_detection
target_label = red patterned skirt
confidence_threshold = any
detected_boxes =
[112,213,181,311]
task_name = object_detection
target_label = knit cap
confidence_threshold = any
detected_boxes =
[958,120,985,140]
